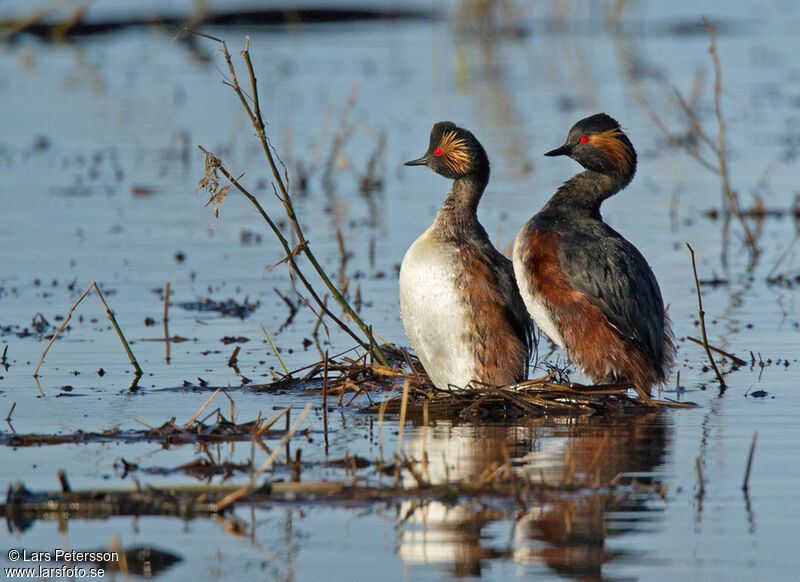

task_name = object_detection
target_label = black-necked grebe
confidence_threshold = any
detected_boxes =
[513,113,674,395]
[401,122,533,390]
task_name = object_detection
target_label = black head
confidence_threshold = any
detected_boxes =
[405,122,489,181]
[545,113,636,180]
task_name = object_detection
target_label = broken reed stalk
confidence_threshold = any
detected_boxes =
[184,387,222,428]
[322,350,329,454]
[742,431,758,491]
[34,281,142,380]
[215,401,312,511]
[262,325,290,376]
[5,402,16,422]
[686,336,747,366]
[186,30,389,367]
[255,406,291,437]
[227,345,241,367]
[687,244,726,389]
[163,282,171,362]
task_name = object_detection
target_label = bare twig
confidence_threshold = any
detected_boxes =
[185,387,223,428]
[687,244,725,389]
[187,31,389,366]
[262,325,290,376]
[323,349,329,454]
[643,19,758,258]
[34,281,142,380]
[686,336,747,366]
[704,18,757,253]
[163,282,171,362]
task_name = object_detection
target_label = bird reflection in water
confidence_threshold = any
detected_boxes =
[397,415,668,580]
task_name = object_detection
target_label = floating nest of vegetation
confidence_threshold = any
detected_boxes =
[247,344,695,420]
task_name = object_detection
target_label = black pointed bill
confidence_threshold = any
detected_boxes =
[404,155,429,166]
[544,144,573,157]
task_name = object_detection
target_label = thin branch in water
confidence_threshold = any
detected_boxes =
[643,19,758,259]
[687,244,726,389]
[163,282,171,363]
[262,325,290,376]
[34,281,142,382]
[190,32,389,366]
[686,336,746,366]
[184,387,223,428]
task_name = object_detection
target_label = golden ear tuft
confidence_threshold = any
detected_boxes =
[438,130,471,174]
[588,129,634,174]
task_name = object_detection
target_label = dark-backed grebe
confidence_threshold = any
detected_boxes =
[513,113,674,396]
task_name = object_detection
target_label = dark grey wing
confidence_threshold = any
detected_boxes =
[557,223,665,364]
[488,248,536,364]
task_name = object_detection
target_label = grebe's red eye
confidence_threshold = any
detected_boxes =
[434,147,443,157]
[579,136,589,144]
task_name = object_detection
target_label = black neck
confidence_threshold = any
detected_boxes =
[432,174,489,240]
[542,167,633,219]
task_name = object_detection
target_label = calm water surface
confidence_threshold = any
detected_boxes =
[1,0,799,580]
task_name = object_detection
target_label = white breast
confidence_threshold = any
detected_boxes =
[512,226,567,350]
[399,230,477,390]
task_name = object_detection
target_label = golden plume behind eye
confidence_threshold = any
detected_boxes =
[588,128,634,174]
[438,130,471,174]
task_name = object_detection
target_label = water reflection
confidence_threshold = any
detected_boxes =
[399,415,668,580]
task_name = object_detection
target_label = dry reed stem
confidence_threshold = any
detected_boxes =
[686,336,746,366]
[687,244,726,389]
[184,30,389,366]
[163,282,171,362]
[262,325,289,376]
[643,18,757,257]
[323,350,329,454]
[256,407,292,436]
[184,387,223,428]
[197,147,373,357]
[5,402,15,422]
[395,381,411,459]
[228,345,240,367]
[34,281,142,381]
[215,402,312,511]
[743,431,758,491]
